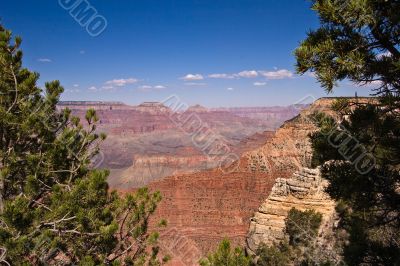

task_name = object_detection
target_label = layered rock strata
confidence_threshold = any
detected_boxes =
[246,167,336,254]
[58,101,306,188]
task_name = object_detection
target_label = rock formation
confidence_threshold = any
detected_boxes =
[246,167,336,254]
[135,102,171,114]
[187,105,209,113]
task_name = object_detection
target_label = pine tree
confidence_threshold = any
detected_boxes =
[199,239,251,266]
[295,0,400,98]
[295,0,400,264]
[0,24,164,265]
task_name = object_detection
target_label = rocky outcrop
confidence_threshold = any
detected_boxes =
[135,102,171,114]
[187,105,209,113]
[246,167,336,254]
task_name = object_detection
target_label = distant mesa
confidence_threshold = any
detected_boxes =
[137,102,165,107]
[58,101,125,106]
[58,101,127,110]
[58,101,173,113]
[135,102,171,114]
[187,104,209,113]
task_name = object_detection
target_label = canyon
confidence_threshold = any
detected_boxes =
[58,101,304,188]
[59,98,355,265]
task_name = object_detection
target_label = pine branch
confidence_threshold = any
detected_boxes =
[48,228,100,236]
[0,247,11,266]
[6,47,18,114]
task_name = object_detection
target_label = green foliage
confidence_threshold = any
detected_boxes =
[0,24,163,265]
[199,239,251,266]
[296,1,400,264]
[330,98,350,114]
[285,208,322,247]
[309,113,340,167]
[311,107,400,264]
[295,0,400,95]
[255,242,292,266]
[202,209,325,266]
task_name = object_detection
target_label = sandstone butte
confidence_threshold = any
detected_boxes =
[141,97,376,265]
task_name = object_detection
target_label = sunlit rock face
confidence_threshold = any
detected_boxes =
[246,167,336,255]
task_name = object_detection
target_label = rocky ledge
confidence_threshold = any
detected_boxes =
[246,167,336,254]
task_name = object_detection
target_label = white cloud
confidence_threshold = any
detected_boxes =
[359,80,383,87]
[227,87,234,91]
[37,58,52,63]
[139,85,153,90]
[183,69,293,81]
[208,73,235,79]
[66,88,80,93]
[138,85,167,91]
[88,86,97,91]
[260,69,293,80]
[101,85,114,90]
[370,80,383,85]
[105,78,138,87]
[236,70,258,78]
[253,82,267,86]
[180,74,204,81]
[73,84,79,87]
[376,51,392,59]
[154,85,166,89]
[184,82,207,86]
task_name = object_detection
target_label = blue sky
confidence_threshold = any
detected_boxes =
[1,0,373,107]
